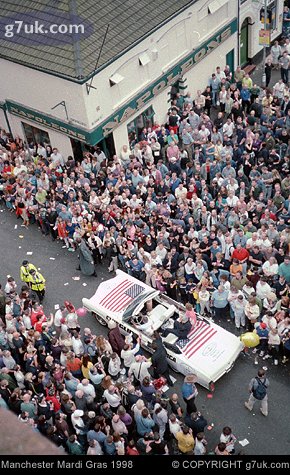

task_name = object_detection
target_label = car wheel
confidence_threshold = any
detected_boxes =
[93,312,107,326]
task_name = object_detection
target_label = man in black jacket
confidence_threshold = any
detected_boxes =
[46,206,58,241]
[151,337,173,386]
[184,411,208,437]
[162,314,192,341]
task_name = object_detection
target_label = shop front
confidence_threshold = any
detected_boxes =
[127,105,155,149]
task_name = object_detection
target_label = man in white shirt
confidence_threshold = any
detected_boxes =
[156,242,167,261]
[13,162,28,177]
[72,333,84,357]
[226,191,239,208]
[77,379,96,400]
[50,147,65,166]
[256,277,272,300]
[103,385,122,408]
[273,79,285,100]
[175,183,188,202]
[128,355,152,384]
[121,337,140,369]
[37,144,47,158]
[246,233,263,250]
[216,66,226,81]
[54,305,66,336]
[222,118,235,138]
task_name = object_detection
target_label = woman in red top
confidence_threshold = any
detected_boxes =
[57,217,70,249]
[232,243,249,275]
[126,440,140,455]
[45,386,61,412]
[65,351,82,378]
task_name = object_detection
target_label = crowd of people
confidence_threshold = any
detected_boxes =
[0,269,238,455]
[0,34,290,454]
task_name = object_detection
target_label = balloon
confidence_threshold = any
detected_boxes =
[76,307,87,317]
[240,332,260,348]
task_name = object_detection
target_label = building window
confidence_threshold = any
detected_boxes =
[268,1,277,31]
[127,106,155,149]
[22,122,50,146]
[260,1,277,31]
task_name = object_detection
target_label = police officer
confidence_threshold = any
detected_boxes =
[20,260,37,284]
[28,269,46,303]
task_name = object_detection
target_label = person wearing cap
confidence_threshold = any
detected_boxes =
[253,322,269,357]
[28,268,46,303]
[20,260,37,284]
[71,409,87,447]
[182,374,198,414]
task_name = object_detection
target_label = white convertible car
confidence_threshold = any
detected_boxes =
[82,270,243,389]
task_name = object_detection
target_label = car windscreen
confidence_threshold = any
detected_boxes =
[122,291,156,322]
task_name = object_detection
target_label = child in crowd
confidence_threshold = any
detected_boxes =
[198,286,211,316]
[219,426,237,454]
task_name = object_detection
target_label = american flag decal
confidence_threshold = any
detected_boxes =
[178,320,217,358]
[99,279,144,312]
[125,284,144,299]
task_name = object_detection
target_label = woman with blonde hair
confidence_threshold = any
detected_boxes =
[96,335,112,356]
[59,331,73,350]
[101,375,113,391]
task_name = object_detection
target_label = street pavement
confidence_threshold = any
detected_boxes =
[0,207,290,455]
[251,54,283,89]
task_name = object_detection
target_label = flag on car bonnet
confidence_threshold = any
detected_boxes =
[99,279,144,312]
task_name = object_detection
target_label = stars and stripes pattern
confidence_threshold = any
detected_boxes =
[99,279,144,312]
[180,320,218,359]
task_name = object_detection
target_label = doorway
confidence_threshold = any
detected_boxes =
[226,49,235,78]
[240,18,249,66]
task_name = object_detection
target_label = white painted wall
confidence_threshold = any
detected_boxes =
[185,36,237,93]
[0,58,89,127]
[83,0,238,129]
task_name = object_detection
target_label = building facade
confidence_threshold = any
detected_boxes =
[0,0,281,159]
[239,0,283,65]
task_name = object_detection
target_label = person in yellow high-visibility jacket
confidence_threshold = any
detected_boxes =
[20,260,37,284]
[28,269,46,303]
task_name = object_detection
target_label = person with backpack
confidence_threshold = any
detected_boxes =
[244,369,269,416]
